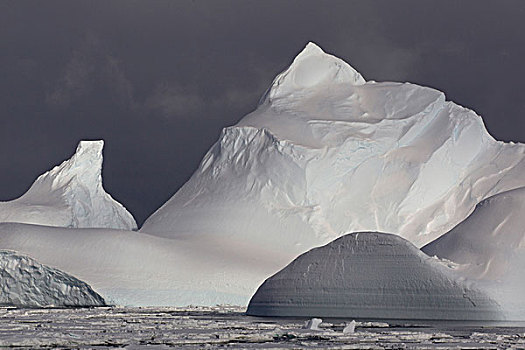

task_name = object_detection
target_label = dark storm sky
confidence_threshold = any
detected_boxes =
[2,1,525,226]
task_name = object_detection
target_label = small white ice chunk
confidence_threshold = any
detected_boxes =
[343,320,356,334]
[303,318,323,330]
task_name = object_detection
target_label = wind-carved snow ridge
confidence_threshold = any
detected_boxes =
[0,250,105,308]
[0,140,137,230]
[142,41,525,249]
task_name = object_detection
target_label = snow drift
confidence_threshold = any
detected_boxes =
[0,250,105,307]
[0,222,274,306]
[247,232,502,320]
[423,187,525,319]
[0,140,137,230]
[142,42,525,249]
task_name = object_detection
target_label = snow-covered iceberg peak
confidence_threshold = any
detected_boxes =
[43,140,105,193]
[144,42,525,249]
[260,42,365,104]
[0,140,137,230]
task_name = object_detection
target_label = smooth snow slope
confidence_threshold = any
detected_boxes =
[0,250,105,307]
[423,187,525,319]
[247,232,502,320]
[0,222,277,306]
[0,141,137,230]
[142,42,525,248]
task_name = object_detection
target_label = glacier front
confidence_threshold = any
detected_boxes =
[0,140,137,230]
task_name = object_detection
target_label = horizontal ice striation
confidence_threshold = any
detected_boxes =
[0,250,105,307]
[142,42,525,249]
[0,140,137,230]
[247,232,503,320]
[423,187,525,319]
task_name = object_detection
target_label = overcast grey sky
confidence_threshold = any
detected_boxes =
[1,0,525,225]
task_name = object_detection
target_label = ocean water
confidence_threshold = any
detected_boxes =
[1,306,524,349]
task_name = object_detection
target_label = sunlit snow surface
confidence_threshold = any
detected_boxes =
[1,306,525,349]
[143,42,525,248]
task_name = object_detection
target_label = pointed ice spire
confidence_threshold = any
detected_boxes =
[44,140,105,191]
[0,140,137,230]
[260,42,365,104]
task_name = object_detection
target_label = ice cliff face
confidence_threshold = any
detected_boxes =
[0,140,137,230]
[247,232,502,320]
[0,250,105,307]
[142,42,525,248]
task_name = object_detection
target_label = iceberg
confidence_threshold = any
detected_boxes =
[0,140,137,230]
[0,42,524,309]
[247,232,502,320]
[142,42,525,249]
[0,250,105,307]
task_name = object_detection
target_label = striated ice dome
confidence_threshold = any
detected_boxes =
[247,232,502,320]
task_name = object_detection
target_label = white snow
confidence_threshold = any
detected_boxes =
[0,250,105,307]
[0,140,137,230]
[343,321,356,334]
[0,222,273,306]
[0,42,524,311]
[247,232,502,320]
[423,187,525,320]
[303,318,323,330]
[142,42,525,250]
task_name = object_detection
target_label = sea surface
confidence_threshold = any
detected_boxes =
[1,306,525,349]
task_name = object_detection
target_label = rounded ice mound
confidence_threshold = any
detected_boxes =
[247,232,502,320]
[0,140,137,230]
[0,250,105,307]
[261,42,365,103]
